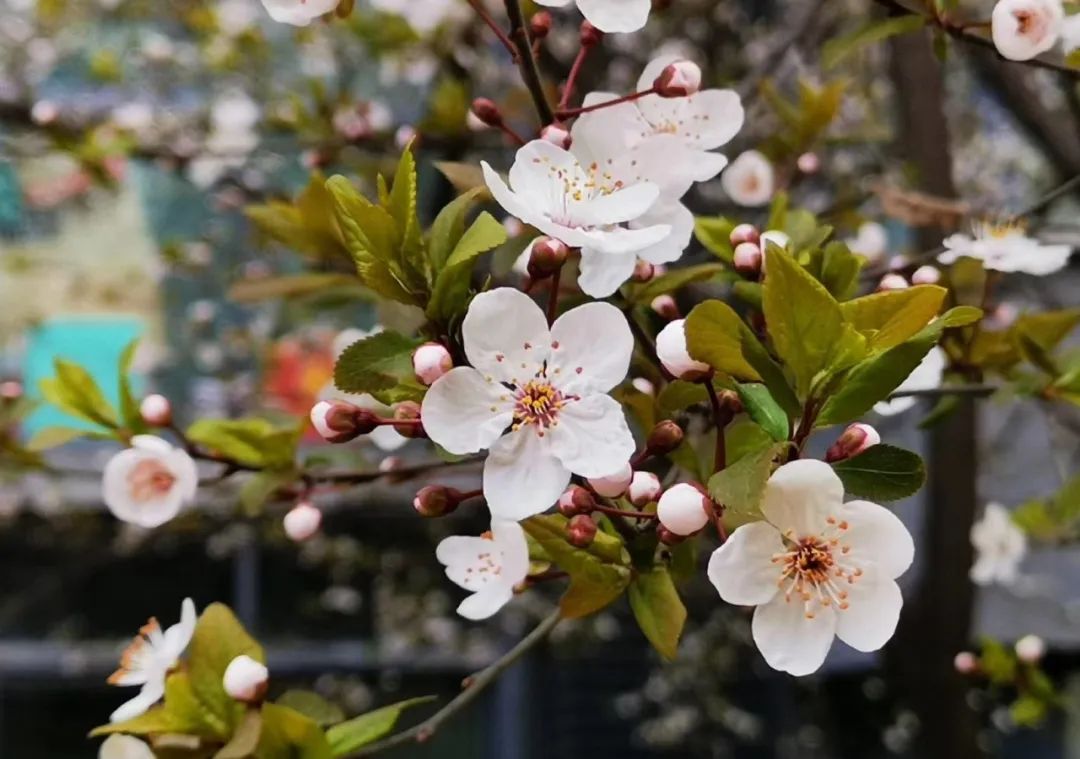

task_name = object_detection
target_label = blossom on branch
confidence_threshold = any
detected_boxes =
[940,221,1072,275]
[991,0,1063,61]
[970,503,1027,586]
[108,599,197,722]
[102,436,199,528]
[721,150,776,207]
[436,521,530,620]
[708,460,914,676]
[421,288,636,520]
[535,0,652,34]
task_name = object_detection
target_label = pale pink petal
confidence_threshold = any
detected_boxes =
[707,522,785,606]
[462,288,551,383]
[761,459,844,538]
[549,302,634,394]
[421,367,514,455]
[752,595,837,676]
[834,577,903,653]
[483,428,569,520]
[838,501,915,579]
[546,395,635,478]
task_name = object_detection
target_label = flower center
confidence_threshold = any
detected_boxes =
[772,517,863,619]
[512,380,567,433]
[128,460,177,503]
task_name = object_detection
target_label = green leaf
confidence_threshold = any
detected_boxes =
[708,442,787,517]
[325,697,436,756]
[735,383,789,441]
[333,330,425,404]
[625,263,724,304]
[118,339,146,433]
[693,216,735,261]
[258,704,333,759]
[245,173,346,262]
[684,300,763,381]
[427,211,507,321]
[762,248,858,399]
[90,672,218,738]
[822,15,928,70]
[25,425,88,451]
[805,241,863,301]
[840,285,947,352]
[628,565,686,661]
[186,419,301,469]
[41,358,119,429]
[216,709,262,759]
[228,274,366,304]
[657,380,709,414]
[427,187,483,272]
[187,604,266,737]
[831,444,925,501]
[522,515,631,618]
[239,469,298,517]
[276,692,345,728]
[388,146,424,266]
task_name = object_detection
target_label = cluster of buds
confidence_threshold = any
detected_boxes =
[824,423,880,464]
[557,485,596,518]
[654,60,702,98]
[730,223,762,279]
[527,236,570,280]
[413,485,473,517]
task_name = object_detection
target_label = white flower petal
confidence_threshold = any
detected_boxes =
[458,583,515,620]
[707,521,785,606]
[100,735,156,759]
[577,247,639,297]
[761,459,845,537]
[421,367,513,455]
[834,578,903,653]
[752,595,836,676]
[547,395,635,478]
[579,182,660,227]
[483,428,570,520]
[634,201,695,265]
[109,680,165,723]
[873,346,945,416]
[492,519,531,582]
[838,500,915,579]
[437,535,498,591]
[549,302,634,394]
[575,0,651,32]
[162,598,197,661]
[462,288,551,383]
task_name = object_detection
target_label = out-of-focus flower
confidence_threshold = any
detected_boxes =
[535,0,651,33]
[436,521,529,620]
[370,0,471,34]
[721,150,775,207]
[108,599,197,722]
[970,503,1027,586]
[1015,634,1045,662]
[873,347,946,416]
[102,436,198,528]
[283,501,322,541]
[99,735,154,759]
[421,289,635,520]
[991,0,1063,61]
[940,221,1072,275]
[708,460,914,676]
[847,222,889,263]
[259,0,339,26]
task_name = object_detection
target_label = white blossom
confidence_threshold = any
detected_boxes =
[588,461,633,497]
[991,0,1063,61]
[721,150,775,207]
[970,503,1027,586]
[657,483,710,536]
[108,599,197,722]
[534,0,651,33]
[259,0,338,26]
[436,521,529,620]
[873,347,946,417]
[708,460,914,676]
[847,221,889,263]
[940,221,1072,275]
[421,289,636,520]
[102,436,198,528]
[370,0,470,33]
[99,735,154,759]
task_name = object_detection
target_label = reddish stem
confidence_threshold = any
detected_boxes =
[559,44,592,110]
[555,87,657,119]
[592,504,658,520]
[466,0,519,60]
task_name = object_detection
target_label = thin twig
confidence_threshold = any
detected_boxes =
[466,0,518,59]
[352,610,563,756]
[888,384,998,399]
[503,0,555,124]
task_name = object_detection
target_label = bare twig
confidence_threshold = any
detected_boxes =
[503,0,554,124]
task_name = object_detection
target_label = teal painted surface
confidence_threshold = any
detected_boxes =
[23,317,145,436]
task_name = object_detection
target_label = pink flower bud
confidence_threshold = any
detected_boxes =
[557,485,595,517]
[654,60,702,97]
[310,400,379,443]
[527,236,570,279]
[650,295,680,321]
[628,471,661,507]
[1015,634,1045,663]
[466,109,490,132]
[657,483,710,536]
[656,319,710,380]
[139,394,173,427]
[470,98,502,128]
[733,242,763,277]
[729,223,760,247]
[588,462,633,498]
[413,342,453,386]
[222,655,268,703]
[530,11,553,39]
[632,260,656,282]
[283,501,322,542]
[796,152,821,174]
[911,265,941,285]
[413,484,464,517]
[657,525,685,546]
[646,420,684,455]
[953,651,979,674]
[393,401,426,439]
[540,122,572,150]
[825,423,881,463]
[567,514,598,547]
[877,273,910,291]
[0,380,22,400]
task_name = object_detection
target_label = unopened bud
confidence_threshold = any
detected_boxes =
[954,651,979,675]
[796,152,821,174]
[469,98,502,128]
[222,655,268,703]
[413,485,464,517]
[527,236,570,279]
[632,260,656,282]
[540,122,572,150]
[393,401,426,438]
[628,471,662,507]
[1015,634,1046,663]
[0,380,22,400]
[632,377,656,396]
[466,109,490,132]
[654,60,702,98]
[646,420,684,456]
[733,242,762,278]
[283,501,322,542]
[530,10,553,39]
[413,342,453,386]
[877,273,909,292]
[656,319,710,380]
[657,525,686,546]
[579,20,603,47]
[379,455,403,473]
[557,485,595,517]
[825,423,880,463]
[650,294,680,321]
[139,394,172,427]
[911,265,941,285]
[729,223,760,247]
[657,483,710,536]
[716,389,743,417]
[310,400,379,443]
[587,462,633,498]
[567,514,598,547]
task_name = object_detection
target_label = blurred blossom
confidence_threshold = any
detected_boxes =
[218,0,260,36]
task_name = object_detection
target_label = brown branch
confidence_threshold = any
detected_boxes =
[503,0,554,124]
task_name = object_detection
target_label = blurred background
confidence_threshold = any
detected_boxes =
[3,0,1080,756]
